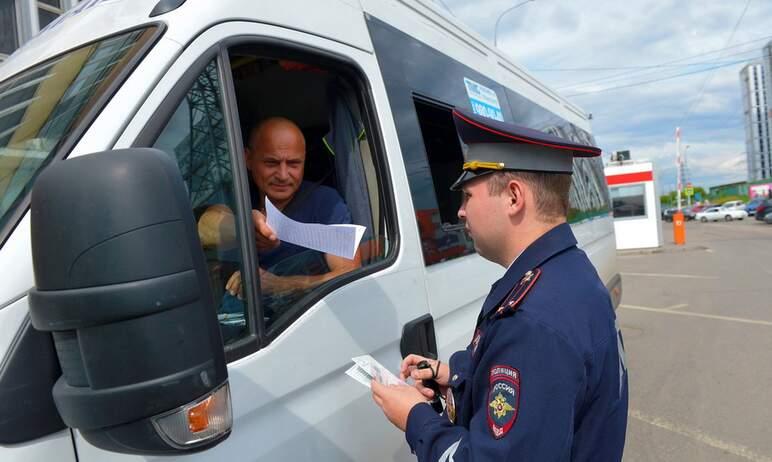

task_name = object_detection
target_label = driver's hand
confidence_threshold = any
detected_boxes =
[252,210,280,251]
[225,271,244,299]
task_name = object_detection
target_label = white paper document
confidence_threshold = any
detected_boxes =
[346,355,407,389]
[265,198,366,260]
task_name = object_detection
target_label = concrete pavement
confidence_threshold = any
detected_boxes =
[619,219,772,462]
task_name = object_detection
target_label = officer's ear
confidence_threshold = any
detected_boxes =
[506,179,526,215]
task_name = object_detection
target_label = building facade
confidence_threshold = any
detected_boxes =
[740,62,771,181]
[763,41,772,177]
[0,0,79,62]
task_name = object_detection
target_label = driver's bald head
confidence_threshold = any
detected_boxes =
[249,117,306,152]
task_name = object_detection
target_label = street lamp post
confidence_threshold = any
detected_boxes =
[494,0,536,47]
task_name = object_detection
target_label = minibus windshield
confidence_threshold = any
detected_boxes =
[0,27,157,235]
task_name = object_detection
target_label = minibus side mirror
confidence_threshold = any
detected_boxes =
[28,148,231,455]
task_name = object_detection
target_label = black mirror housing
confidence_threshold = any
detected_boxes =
[28,148,229,455]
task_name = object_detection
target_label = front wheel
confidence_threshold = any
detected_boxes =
[724,215,732,221]
[700,217,708,223]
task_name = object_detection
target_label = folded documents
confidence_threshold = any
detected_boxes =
[265,198,366,260]
[346,355,407,389]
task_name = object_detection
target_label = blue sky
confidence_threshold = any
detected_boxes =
[438,0,772,193]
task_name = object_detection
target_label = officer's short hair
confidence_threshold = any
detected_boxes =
[487,171,572,222]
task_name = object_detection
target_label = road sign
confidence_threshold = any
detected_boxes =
[685,187,694,197]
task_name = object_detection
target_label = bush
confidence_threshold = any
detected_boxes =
[709,194,749,205]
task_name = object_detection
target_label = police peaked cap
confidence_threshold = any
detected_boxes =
[450,109,602,191]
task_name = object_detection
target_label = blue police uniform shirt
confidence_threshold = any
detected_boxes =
[405,223,628,461]
[254,180,352,275]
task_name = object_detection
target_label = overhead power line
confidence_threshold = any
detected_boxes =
[555,47,761,91]
[678,0,753,128]
[565,58,756,97]
[534,34,772,73]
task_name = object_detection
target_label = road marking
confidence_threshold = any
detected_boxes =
[629,409,772,462]
[622,273,718,279]
[620,304,772,327]
[621,272,719,280]
[665,303,689,311]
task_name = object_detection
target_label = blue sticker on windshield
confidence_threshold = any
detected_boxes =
[464,77,504,122]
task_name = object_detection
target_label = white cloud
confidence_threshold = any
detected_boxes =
[440,0,772,187]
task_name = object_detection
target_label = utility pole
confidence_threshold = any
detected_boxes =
[676,127,682,211]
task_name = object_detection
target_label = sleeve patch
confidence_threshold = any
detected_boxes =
[487,365,521,439]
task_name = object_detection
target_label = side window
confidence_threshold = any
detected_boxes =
[152,60,254,347]
[609,184,646,219]
[226,47,392,337]
[412,98,475,266]
[568,157,611,223]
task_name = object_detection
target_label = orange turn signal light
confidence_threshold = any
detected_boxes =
[187,396,213,433]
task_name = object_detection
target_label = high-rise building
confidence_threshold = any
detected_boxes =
[740,62,771,181]
[0,0,80,63]
[763,41,772,174]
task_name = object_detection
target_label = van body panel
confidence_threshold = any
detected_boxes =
[0,300,74,461]
[0,0,372,83]
[0,214,33,307]
[1,431,76,462]
[0,298,32,366]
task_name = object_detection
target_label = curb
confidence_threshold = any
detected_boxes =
[617,245,710,256]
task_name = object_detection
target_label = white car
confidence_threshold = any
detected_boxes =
[720,200,745,210]
[696,207,748,222]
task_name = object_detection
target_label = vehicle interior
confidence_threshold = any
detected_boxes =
[228,46,384,261]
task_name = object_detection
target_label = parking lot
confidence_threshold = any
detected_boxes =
[619,218,772,462]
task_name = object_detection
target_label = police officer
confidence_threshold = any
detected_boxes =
[371,109,628,461]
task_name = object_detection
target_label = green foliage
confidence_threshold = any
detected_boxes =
[660,187,708,206]
[710,194,749,205]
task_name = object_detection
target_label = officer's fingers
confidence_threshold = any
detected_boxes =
[419,388,435,399]
[400,354,426,377]
[371,380,387,401]
[371,389,384,409]
[410,367,435,381]
[414,382,435,399]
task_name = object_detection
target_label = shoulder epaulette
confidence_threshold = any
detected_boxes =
[493,268,542,320]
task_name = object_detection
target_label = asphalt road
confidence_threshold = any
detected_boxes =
[619,218,772,461]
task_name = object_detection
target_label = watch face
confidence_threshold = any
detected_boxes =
[446,388,456,424]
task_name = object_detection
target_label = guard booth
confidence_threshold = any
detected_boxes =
[604,158,662,250]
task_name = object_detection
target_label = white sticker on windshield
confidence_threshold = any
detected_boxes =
[464,77,504,122]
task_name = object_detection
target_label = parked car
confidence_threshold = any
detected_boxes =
[720,200,745,210]
[765,213,772,224]
[696,207,748,222]
[745,198,765,216]
[755,199,772,221]
[662,207,695,222]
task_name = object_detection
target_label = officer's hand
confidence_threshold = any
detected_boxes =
[252,210,279,251]
[400,355,450,399]
[371,380,427,432]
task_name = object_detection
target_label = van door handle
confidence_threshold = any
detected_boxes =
[400,314,438,359]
